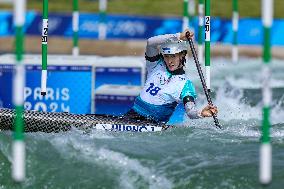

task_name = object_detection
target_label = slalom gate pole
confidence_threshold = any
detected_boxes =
[72,0,79,56]
[41,0,48,96]
[186,33,221,129]
[12,0,26,182]
[204,0,211,92]
[198,0,204,65]
[188,0,195,32]
[260,0,273,185]
[232,0,239,63]
[98,0,107,40]
[182,0,189,31]
[183,0,195,33]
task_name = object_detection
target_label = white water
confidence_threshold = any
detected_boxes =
[1,56,284,189]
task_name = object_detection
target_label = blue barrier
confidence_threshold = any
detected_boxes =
[1,11,284,45]
[0,55,145,115]
[0,64,92,113]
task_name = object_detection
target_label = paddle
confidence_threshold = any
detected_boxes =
[185,32,222,129]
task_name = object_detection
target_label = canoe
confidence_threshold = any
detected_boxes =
[0,108,170,133]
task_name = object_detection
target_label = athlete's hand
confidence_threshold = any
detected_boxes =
[201,105,218,117]
[179,29,194,41]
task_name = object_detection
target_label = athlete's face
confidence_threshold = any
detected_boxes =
[163,53,183,71]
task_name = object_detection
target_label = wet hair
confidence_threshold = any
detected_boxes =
[180,50,187,66]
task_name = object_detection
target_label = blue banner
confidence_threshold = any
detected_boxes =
[69,13,171,39]
[26,13,71,36]
[0,11,11,37]
[1,11,284,45]
[0,11,36,36]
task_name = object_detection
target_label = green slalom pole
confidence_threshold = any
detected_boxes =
[41,0,48,96]
[98,0,107,40]
[205,0,211,92]
[232,0,239,63]
[260,0,273,185]
[182,0,189,31]
[188,0,195,31]
[198,0,204,64]
[72,0,79,56]
[182,0,195,32]
[12,0,26,182]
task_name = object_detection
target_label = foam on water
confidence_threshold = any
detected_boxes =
[97,148,172,189]
[42,130,173,189]
[183,56,284,140]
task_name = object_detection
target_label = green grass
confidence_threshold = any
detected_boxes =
[0,0,284,18]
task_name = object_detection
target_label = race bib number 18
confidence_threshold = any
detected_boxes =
[146,83,161,96]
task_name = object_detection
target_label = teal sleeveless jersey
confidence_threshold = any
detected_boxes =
[132,59,196,122]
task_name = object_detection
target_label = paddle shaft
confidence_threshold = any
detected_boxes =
[186,33,221,129]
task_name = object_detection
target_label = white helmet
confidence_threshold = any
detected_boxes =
[160,40,188,55]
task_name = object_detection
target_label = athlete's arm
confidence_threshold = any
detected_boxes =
[183,96,218,119]
[145,29,194,60]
